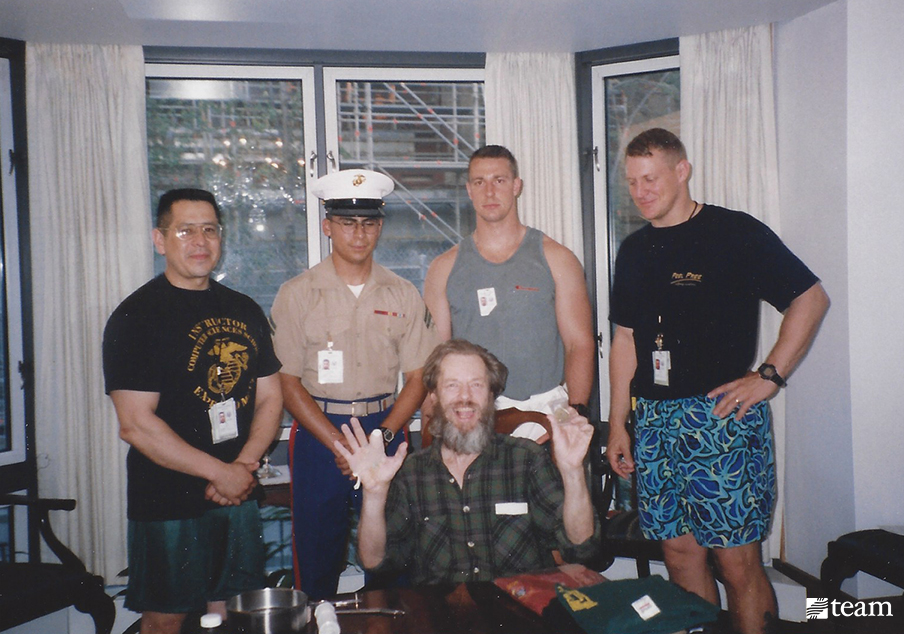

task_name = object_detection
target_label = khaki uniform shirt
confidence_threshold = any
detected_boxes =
[271,255,439,400]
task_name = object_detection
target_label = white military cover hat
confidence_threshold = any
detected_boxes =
[310,169,394,217]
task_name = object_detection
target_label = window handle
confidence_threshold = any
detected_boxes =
[326,150,337,173]
[18,360,31,389]
[592,146,600,172]
[308,151,317,179]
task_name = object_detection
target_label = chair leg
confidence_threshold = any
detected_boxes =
[73,575,116,634]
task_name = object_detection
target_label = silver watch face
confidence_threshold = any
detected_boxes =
[381,427,394,442]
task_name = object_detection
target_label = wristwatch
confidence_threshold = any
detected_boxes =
[756,363,786,388]
[377,426,395,445]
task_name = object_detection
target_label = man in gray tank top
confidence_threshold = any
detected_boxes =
[424,145,595,426]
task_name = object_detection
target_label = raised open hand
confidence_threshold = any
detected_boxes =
[333,417,408,493]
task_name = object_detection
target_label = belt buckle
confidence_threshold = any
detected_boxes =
[350,401,365,417]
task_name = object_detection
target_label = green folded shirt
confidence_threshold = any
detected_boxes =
[556,575,720,634]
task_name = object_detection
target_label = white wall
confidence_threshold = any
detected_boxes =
[775,0,854,579]
[776,0,904,597]
[846,0,904,536]
[846,0,904,596]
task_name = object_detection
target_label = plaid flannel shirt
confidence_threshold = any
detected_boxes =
[369,435,601,584]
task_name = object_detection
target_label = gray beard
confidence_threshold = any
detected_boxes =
[430,399,495,455]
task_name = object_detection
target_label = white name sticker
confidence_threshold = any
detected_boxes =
[631,594,661,621]
[495,502,528,515]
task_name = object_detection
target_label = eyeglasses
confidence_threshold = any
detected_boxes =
[329,217,382,235]
[161,223,223,241]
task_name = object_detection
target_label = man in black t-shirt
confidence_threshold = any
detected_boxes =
[103,189,282,634]
[606,129,829,634]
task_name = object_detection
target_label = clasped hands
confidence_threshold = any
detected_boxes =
[205,459,260,506]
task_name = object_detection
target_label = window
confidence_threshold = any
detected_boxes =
[0,40,30,563]
[146,65,318,313]
[0,499,26,563]
[323,68,485,292]
[0,54,27,470]
[0,506,9,561]
[590,56,680,414]
[147,64,485,304]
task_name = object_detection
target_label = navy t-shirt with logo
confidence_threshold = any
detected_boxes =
[609,205,818,400]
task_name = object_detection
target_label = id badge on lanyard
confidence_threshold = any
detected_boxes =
[318,335,344,384]
[209,366,239,443]
[652,317,671,387]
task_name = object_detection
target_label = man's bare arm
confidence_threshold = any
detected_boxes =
[549,409,596,545]
[333,419,408,569]
[235,372,283,465]
[545,239,596,405]
[423,248,457,341]
[709,282,830,419]
[111,390,256,504]
[606,325,637,479]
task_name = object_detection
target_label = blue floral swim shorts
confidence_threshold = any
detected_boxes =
[633,395,776,548]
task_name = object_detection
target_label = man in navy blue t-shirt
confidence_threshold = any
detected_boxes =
[606,129,829,634]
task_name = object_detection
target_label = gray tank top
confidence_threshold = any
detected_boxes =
[446,227,564,400]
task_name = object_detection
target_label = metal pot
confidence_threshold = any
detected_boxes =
[226,588,310,633]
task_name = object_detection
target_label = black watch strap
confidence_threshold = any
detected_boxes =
[756,363,786,388]
[569,403,590,418]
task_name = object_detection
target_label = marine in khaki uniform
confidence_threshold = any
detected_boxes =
[271,169,439,600]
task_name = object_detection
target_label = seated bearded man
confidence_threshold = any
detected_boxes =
[336,339,601,585]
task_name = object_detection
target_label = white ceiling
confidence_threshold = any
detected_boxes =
[1,0,834,53]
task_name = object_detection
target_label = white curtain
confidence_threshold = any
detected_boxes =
[485,53,583,258]
[680,24,785,561]
[27,43,152,580]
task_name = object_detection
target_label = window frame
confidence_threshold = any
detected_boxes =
[589,55,680,419]
[0,39,31,483]
[575,39,679,422]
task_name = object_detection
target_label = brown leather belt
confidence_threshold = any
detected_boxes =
[313,395,395,417]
